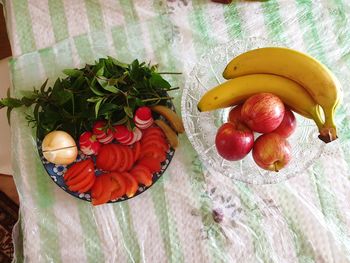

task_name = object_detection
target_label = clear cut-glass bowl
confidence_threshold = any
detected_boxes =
[181,37,326,184]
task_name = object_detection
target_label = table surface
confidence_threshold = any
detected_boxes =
[2,0,350,262]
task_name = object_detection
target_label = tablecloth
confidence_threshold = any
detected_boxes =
[1,0,350,262]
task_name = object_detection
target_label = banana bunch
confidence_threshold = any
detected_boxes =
[197,47,342,143]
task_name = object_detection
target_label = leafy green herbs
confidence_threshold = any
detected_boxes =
[0,57,179,140]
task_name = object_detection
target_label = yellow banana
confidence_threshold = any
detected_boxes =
[154,119,179,148]
[197,74,324,130]
[223,47,342,142]
[151,105,185,133]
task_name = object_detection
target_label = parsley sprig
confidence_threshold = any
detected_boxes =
[0,57,180,139]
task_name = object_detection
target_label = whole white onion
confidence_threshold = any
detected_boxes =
[42,131,78,165]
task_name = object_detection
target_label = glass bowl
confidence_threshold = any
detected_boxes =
[181,37,326,184]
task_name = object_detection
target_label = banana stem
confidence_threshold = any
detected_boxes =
[318,106,338,143]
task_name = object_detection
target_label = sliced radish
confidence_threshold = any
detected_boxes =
[134,116,152,125]
[135,106,152,121]
[133,127,143,142]
[98,133,114,144]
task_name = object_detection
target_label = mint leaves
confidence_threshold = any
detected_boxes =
[0,57,179,140]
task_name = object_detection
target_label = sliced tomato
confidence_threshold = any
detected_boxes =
[139,146,166,162]
[66,162,94,186]
[141,139,169,153]
[142,127,164,138]
[92,175,113,206]
[125,147,134,171]
[78,176,96,193]
[137,157,162,173]
[132,141,141,163]
[96,144,115,171]
[68,173,94,192]
[117,146,129,172]
[121,172,139,198]
[64,159,93,181]
[110,144,122,171]
[65,159,94,189]
[110,172,127,200]
[141,134,167,143]
[91,177,103,199]
[130,165,153,186]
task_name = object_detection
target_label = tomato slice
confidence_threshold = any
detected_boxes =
[137,157,162,173]
[117,146,129,172]
[132,141,141,163]
[121,172,139,198]
[92,175,113,205]
[141,139,169,153]
[139,146,166,162]
[68,173,94,192]
[66,161,94,186]
[110,144,122,171]
[142,127,164,138]
[91,177,103,199]
[64,159,93,181]
[141,134,167,143]
[96,145,115,171]
[110,172,127,200]
[130,165,153,186]
[78,176,96,193]
[125,147,134,171]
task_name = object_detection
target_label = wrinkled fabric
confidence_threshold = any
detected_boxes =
[2,0,350,262]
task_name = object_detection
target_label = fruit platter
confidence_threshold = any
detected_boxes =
[1,57,184,205]
[182,38,342,184]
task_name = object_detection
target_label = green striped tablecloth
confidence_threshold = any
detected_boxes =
[2,0,350,262]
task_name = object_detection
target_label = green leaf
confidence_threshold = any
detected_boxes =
[99,103,121,115]
[40,79,49,93]
[87,97,102,103]
[6,107,12,125]
[108,56,128,68]
[113,115,128,125]
[135,98,145,106]
[150,72,171,89]
[103,85,120,94]
[71,75,85,90]
[97,76,120,93]
[34,103,40,123]
[51,79,73,105]
[95,99,103,117]
[97,76,108,87]
[123,106,133,118]
[96,66,104,77]
[89,79,106,96]
[63,69,83,78]
[0,98,23,108]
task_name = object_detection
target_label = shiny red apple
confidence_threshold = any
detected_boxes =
[273,108,296,138]
[252,133,292,172]
[228,104,243,123]
[215,122,254,161]
[241,93,285,133]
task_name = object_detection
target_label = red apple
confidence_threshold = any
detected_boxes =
[228,104,243,123]
[273,108,297,138]
[241,93,285,133]
[215,122,254,161]
[252,133,292,172]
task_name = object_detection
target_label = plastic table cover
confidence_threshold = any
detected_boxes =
[1,0,350,262]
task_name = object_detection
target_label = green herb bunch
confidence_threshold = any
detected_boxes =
[0,57,179,140]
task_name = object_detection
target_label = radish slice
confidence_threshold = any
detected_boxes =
[133,127,143,142]
[98,133,114,144]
